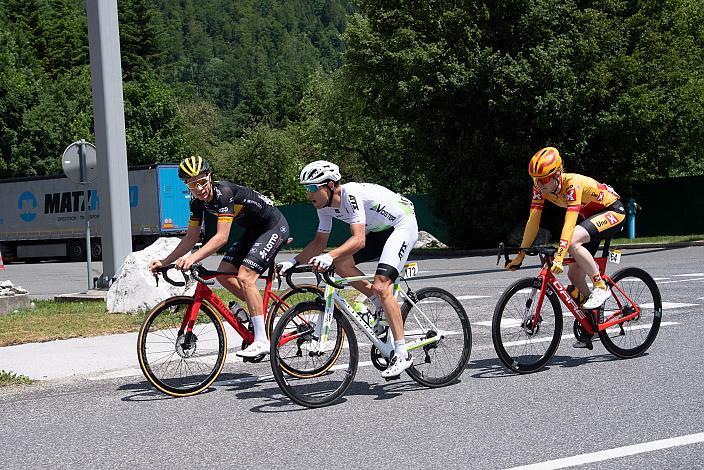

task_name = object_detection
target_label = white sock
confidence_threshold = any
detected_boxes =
[393,340,407,358]
[251,315,266,344]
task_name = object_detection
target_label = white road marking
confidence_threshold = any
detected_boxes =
[642,302,698,309]
[456,295,491,300]
[673,273,704,277]
[504,432,704,470]
[499,322,679,347]
[660,277,704,284]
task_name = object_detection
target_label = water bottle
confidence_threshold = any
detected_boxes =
[229,300,249,324]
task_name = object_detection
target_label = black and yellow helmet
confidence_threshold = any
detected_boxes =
[178,155,210,180]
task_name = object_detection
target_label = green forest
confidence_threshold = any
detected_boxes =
[1,0,702,247]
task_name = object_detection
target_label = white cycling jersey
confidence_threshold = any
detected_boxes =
[316,182,415,233]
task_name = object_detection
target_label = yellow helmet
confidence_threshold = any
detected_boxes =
[528,147,562,179]
[178,155,210,179]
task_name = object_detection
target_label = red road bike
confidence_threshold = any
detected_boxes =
[137,261,322,396]
[492,241,662,373]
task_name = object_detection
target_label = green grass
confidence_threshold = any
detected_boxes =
[0,287,327,347]
[611,234,704,244]
[0,370,33,386]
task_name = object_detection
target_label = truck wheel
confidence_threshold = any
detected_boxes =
[67,240,86,262]
[91,240,102,261]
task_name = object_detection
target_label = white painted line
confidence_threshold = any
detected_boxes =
[474,319,521,328]
[642,302,698,310]
[456,295,491,300]
[673,273,704,277]
[504,432,704,470]
[500,322,679,347]
[660,277,704,285]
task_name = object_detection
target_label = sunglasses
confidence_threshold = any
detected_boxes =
[534,175,555,185]
[304,183,326,193]
[185,175,210,190]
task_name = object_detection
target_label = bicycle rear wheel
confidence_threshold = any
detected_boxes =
[492,277,563,373]
[400,287,472,387]
[138,296,226,397]
[599,267,662,358]
[265,284,324,338]
[270,301,358,408]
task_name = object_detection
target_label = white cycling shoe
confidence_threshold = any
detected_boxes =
[381,352,413,378]
[583,287,611,310]
[236,340,270,358]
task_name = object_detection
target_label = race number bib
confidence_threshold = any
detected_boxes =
[403,262,419,278]
[608,249,621,264]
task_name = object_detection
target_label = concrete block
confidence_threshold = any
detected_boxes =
[0,293,31,315]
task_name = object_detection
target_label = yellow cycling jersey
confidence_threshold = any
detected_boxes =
[520,173,620,262]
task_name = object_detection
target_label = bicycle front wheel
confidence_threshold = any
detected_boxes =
[270,301,358,408]
[599,267,662,358]
[265,284,324,338]
[400,287,472,387]
[138,296,226,397]
[492,278,563,373]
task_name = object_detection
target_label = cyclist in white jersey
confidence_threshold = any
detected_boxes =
[277,161,419,377]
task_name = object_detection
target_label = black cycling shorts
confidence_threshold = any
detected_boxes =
[581,200,626,255]
[222,215,290,274]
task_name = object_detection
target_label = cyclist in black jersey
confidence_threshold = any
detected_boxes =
[148,156,289,357]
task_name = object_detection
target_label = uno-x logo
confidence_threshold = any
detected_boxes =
[398,241,408,260]
[559,239,568,249]
[605,213,618,224]
[532,188,542,200]
[348,195,359,211]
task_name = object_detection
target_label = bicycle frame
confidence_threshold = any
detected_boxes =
[178,269,294,344]
[529,256,643,336]
[309,273,442,358]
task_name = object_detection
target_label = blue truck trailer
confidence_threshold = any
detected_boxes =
[0,165,190,262]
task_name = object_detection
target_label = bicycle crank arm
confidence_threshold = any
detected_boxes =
[405,334,442,352]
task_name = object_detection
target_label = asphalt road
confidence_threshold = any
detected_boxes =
[1,246,703,469]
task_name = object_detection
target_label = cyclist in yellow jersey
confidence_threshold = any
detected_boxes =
[505,147,626,346]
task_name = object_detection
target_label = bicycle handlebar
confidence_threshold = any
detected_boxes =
[497,243,556,267]
[153,263,224,287]
[283,264,346,289]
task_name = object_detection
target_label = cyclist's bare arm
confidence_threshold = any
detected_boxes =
[294,230,330,264]
[151,225,201,270]
[328,223,365,260]
[189,220,233,264]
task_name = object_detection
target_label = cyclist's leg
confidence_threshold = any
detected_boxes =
[335,229,393,297]
[375,218,418,376]
[567,226,594,299]
[236,220,288,356]
[580,202,626,308]
[217,232,258,298]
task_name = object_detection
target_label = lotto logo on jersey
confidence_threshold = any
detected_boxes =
[348,195,359,211]
[606,213,618,225]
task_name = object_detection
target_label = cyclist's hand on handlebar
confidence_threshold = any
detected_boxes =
[505,252,525,271]
[148,259,163,273]
[550,258,564,275]
[276,258,298,275]
[310,253,333,272]
[175,255,196,271]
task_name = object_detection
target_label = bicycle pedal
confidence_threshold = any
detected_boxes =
[383,375,401,382]
[585,341,594,351]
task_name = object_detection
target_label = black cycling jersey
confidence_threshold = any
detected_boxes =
[189,181,279,229]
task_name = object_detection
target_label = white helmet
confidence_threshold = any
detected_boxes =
[299,160,341,184]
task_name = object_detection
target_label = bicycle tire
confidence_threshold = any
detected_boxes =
[265,284,324,338]
[270,301,358,408]
[492,277,563,373]
[598,267,662,358]
[138,296,226,397]
[400,287,472,387]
